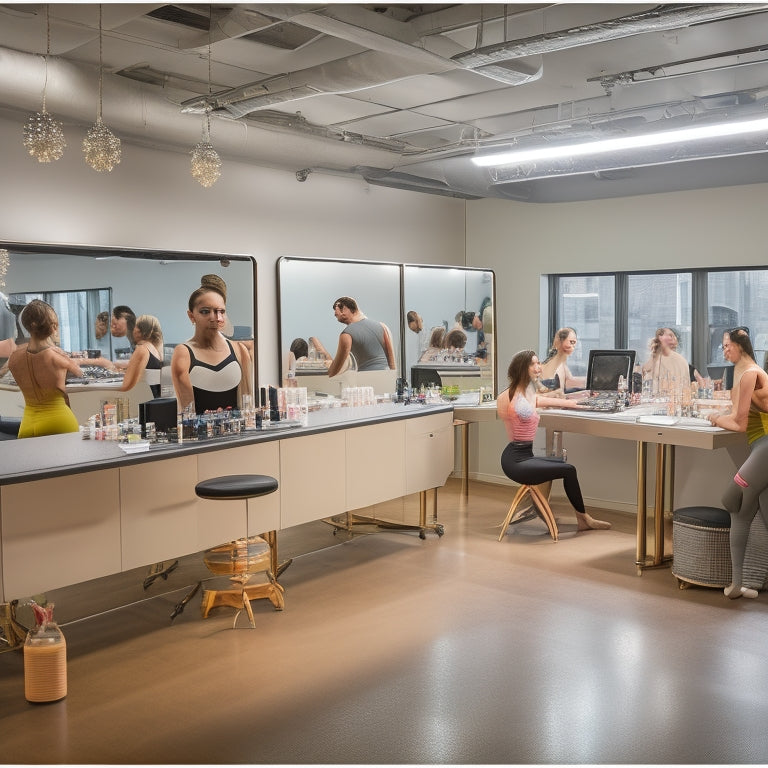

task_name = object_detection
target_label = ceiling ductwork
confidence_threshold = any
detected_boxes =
[3,3,768,202]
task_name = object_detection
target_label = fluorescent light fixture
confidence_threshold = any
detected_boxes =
[471,116,768,167]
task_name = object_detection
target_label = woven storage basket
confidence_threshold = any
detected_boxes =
[672,507,731,588]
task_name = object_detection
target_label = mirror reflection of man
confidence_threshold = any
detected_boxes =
[407,310,428,359]
[327,296,396,376]
[110,305,136,369]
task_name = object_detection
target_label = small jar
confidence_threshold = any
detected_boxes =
[24,603,67,704]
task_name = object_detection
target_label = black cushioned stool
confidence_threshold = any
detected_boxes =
[671,506,731,589]
[195,474,284,627]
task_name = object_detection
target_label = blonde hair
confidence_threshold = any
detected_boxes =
[134,314,163,347]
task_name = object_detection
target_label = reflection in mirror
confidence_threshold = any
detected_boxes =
[278,257,400,396]
[403,265,496,398]
[0,243,257,427]
[9,288,112,358]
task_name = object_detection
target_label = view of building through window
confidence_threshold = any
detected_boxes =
[550,268,768,378]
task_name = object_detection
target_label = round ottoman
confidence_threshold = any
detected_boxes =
[672,506,731,589]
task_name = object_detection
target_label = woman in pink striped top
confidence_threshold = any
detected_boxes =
[497,349,611,532]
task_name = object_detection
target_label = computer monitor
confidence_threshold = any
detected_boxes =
[586,349,636,392]
[410,367,442,390]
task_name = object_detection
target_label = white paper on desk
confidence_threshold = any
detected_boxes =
[636,415,678,426]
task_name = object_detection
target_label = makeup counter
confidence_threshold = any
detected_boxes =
[0,400,455,605]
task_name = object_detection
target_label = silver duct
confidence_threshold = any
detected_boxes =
[453,4,768,66]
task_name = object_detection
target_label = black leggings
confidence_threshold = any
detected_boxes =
[501,442,585,513]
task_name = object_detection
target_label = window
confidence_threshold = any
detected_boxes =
[548,267,767,375]
[9,288,112,352]
[551,275,614,376]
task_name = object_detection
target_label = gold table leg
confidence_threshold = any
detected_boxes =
[636,441,675,574]
[453,419,470,499]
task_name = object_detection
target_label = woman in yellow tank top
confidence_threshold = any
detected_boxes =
[707,328,768,599]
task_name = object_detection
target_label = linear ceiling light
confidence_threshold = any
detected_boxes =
[471,117,768,168]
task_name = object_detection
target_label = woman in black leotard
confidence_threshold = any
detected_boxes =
[171,275,252,413]
[117,314,164,398]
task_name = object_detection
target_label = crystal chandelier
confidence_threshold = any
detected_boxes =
[22,5,66,163]
[191,112,222,187]
[83,4,121,172]
[0,249,9,291]
[191,7,221,187]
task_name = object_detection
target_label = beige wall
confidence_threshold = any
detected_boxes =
[0,114,466,389]
[465,186,768,510]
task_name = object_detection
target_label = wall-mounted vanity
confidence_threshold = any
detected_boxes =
[277,256,496,398]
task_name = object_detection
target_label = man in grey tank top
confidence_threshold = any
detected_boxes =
[327,296,396,375]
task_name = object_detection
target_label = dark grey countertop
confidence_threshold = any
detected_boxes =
[0,402,453,486]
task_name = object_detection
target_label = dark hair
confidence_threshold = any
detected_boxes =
[188,275,227,312]
[460,311,475,330]
[507,349,536,397]
[726,327,755,361]
[96,311,109,324]
[444,329,467,349]
[21,299,57,339]
[406,310,420,325]
[290,337,308,359]
[112,305,136,337]
[333,296,358,313]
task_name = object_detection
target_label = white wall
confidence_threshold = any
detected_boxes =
[466,187,768,510]
[0,113,467,388]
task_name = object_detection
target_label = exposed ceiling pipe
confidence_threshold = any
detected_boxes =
[453,4,768,66]
[0,45,399,170]
[181,3,542,116]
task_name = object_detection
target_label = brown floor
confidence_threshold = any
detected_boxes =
[2,478,768,765]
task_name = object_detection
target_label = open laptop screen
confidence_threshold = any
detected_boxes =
[586,349,636,392]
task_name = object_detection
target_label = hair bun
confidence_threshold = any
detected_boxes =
[201,273,227,301]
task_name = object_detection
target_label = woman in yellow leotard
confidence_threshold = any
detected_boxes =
[7,300,84,438]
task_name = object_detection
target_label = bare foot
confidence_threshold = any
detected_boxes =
[724,584,759,599]
[576,512,612,531]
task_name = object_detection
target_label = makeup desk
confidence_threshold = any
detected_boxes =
[0,403,454,608]
[538,409,744,574]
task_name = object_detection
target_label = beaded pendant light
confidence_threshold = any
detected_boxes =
[22,5,66,163]
[190,6,221,187]
[82,4,121,172]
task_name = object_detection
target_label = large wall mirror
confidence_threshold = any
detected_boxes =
[278,256,401,395]
[278,256,496,398]
[403,264,496,396]
[0,242,257,421]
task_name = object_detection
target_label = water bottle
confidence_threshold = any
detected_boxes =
[24,602,67,704]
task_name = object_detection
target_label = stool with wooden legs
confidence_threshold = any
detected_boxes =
[498,483,559,542]
[192,474,284,628]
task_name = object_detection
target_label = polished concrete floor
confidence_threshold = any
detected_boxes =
[2,478,768,764]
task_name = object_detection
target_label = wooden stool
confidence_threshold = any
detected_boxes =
[498,484,559,542]
[195,474,284,627]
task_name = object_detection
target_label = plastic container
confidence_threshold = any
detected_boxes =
[24,602,67,704]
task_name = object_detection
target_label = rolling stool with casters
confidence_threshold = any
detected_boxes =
[498,484,558,542]
[172,474,285,628]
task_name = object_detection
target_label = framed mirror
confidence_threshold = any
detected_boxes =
[403,264,496,397]
[0,242,257,423]
[278,256,401,395]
